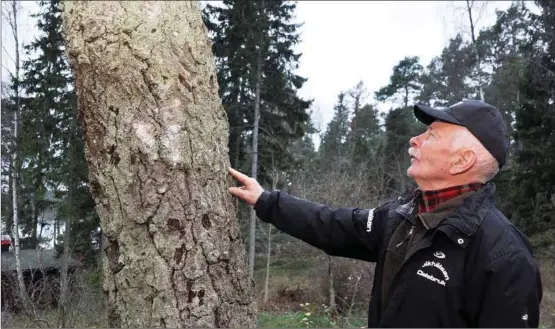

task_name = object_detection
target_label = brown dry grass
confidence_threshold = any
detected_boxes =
[255,252,555,328]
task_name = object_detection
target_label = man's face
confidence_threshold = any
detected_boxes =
[407,121,458,186]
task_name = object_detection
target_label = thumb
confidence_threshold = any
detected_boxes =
[228,186,248,200]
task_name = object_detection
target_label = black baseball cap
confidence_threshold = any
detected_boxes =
[413,100,509,168]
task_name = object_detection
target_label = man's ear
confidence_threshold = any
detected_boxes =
[449,149,477,175]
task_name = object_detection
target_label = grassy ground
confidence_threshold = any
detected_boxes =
[257,310,367,328]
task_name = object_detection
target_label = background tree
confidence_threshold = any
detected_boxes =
[418,35,476,107]
[18,0,99,257]
[465,0,488,100]
[2,0,28,310]
[508,0,555,249]
[62,1,256,327]
[319,92,350,168]
[374,56,424,195]
[375,56,423,109]
[204,0,311,276]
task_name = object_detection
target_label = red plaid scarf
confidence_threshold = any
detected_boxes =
[416,183,485,214]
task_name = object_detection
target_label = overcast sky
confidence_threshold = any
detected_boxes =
[2,1,520,142]
[292,1,519,135]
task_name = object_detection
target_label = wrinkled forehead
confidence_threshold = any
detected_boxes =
[428,120,465,135]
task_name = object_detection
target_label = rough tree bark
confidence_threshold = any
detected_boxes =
[61,1,256,327]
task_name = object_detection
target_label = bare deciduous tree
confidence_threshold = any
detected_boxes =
[262,158,280,303]
[466,0,488,100]
[2,0,27,310]
[248,49,262,280]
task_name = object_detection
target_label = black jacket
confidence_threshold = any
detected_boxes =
[254,183,543,328]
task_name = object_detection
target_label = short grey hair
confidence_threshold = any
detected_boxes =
[450,127,499,182]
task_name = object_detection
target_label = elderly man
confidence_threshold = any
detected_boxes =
[228,100,543,328]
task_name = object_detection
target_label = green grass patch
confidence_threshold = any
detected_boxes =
[257,311,303,328]
[254,256,315,275]
[257,311,337,328]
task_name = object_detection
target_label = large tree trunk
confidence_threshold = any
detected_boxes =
[61,1,256,327]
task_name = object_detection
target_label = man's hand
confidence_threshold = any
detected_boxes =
[228,167,264,206]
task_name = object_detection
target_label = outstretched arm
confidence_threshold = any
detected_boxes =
[228,167,387,262]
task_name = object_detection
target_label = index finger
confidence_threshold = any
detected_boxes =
[228,167,251,185]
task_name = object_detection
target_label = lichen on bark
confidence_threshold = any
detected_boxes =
[61,1,256,327]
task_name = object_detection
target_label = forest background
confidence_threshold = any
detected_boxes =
[1,0,553,327]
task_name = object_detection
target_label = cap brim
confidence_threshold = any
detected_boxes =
[413,104,462,126]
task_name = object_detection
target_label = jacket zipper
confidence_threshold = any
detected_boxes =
[396,225,415,248]
[382,223,429,323]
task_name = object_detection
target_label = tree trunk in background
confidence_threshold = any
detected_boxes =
[466,0,485,101]
[58,201,71,328]
[397,158,407,194]
[53,219,57,247]
[328,255,336,313]
[5,0,28,309]
[263,224,271,303]
[62,1,256,327]
[58,119,76,328]
[248,53,262,279]
[31,193,38,249]
[263,164,278,303]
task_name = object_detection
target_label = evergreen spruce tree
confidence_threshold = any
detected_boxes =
[1,93,17,235]
[204,0,311,184]
[375,56,423,109]
[19,0,98,256]
[205,0,310,275]
[350,103,382,165]
[418,35,476,107]
[374,56,425,195]
[319,92,350,168]
[509,1,555,245]
[382,107,422,195]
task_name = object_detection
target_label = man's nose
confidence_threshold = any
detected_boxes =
[409,135,419,147]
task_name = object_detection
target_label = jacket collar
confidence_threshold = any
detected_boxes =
[439,182,494,234]
[416,183,485,213]
[394,182,496,246]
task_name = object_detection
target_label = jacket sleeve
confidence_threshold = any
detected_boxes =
[476,250,543,328]
[253,190,390,262]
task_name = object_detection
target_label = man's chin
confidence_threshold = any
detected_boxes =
[406,166,416,178]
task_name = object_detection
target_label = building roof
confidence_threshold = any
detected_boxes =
[1,249,79,272]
